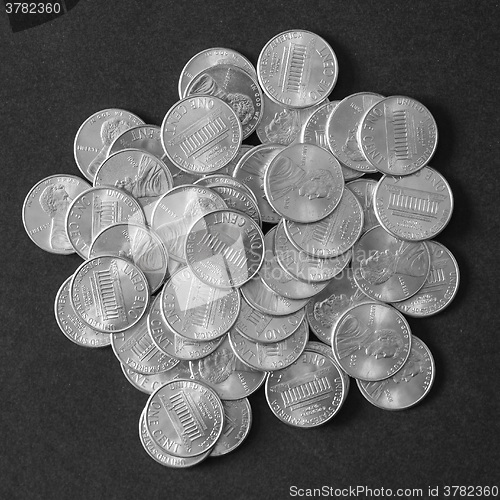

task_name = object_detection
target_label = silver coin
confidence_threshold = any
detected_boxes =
[189,335,266,400]
[65,186,145,259]
[257,30,338,108]
[186,64,263,139]
[229,319,309,371]
[357,335,434,410]
[74,108,144,182]
[89,222,168,294]
[232,143,285,223]
[108,125,164,160]
[265,342,347,427]
[274,220,351,283]
[210,398,252,457]
[161,154,203,187]
[240,275,310,316]
[332,302,412,381]
[161,95,242,174]
[23,174,91,255]
[70,255,150,333]
[194,172,258,203]
[148,294,223,361]
[216,144,254,176]
[284,187,364,258]
[352,226,431,302]
[392,241,459,317]
[346,179,379,235]
[139,409,210,467]
[178,47,256,99]
[185,209,265,289]
[264,143,344,223]
[94,149,174,224]
[306,268,372,345]
[373,166,454,241]
[357,95,438,175]
[327,92,384,172]
[161,267,241,341]
[260,226,329,299]
[54,277,111,348]
[209,185,262,227]
[151,185,227,263]
[144,379,224,458]
[234,293,305,344]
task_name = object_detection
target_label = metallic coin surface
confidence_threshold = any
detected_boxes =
[94,149,174,223]
[148,294,223,361]
[234,294,305,344]
[260,226,329,299]
[233,143,285,223]
[54,277,111,348]
[327,92,384,172]
[274,220,351,283]
[108,125,164,160]
[178,47,256,99]
[186,209,265,289]
[352,226,431,302]
[265,342,347,427]
[189,335,266,400]
[358,95,438,175]
[70,256,150,333]
[161,267,241,341]
[89,222,168,293]
[284,187,364,258]
[332,302,412,381]
[210,398,252,457]
[65,186,145,259]
[161,154,202,187]
[306,268,372,345]
[373,166,454,241]
[151,185,227,263]
[357,335,434,410]
[193,172,258,205]
[186,64,263,139]
[74,108,144,181]
[229,319,308,371]
[240,275,310,316]
[392,241,459,317]
[144,379,224,458]
[161,96,242,174]
[257,30,338,108]
[346,179,379,235]
[23,174,91,255]
[264,143,344,223]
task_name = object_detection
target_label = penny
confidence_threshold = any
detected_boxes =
[194,172,258,206]
[357,95,438,175]
[65,186,145,259]
[326,92,384,172]
[54,277,111,348]
[74,108,144,182]
[373,165,454,241]
[357,335,434,410]
[392,241,459,317]
[229,319,309,371]
[207,144,254,177]
[22,174,91,255]
[265,342,347,427]
[161,267,241,341]
[161,154,202,187]
[346,179,379,235]
[70,255,150,333]
[108,125,164,160]
[89,222,168,293]
[185,209,265,289]
[352,226,430,302]
[144,379,224,458]
[257,30,338,108]
[264,143,344,223]
[210,398,252,457]
[284,187,364,258]
[332,302,412,381]
[186,64,263,139]
[161,95,242,174]
[189,335,266,400]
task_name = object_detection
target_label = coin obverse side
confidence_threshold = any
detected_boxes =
[346,179,379,235]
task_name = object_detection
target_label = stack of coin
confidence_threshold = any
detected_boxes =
[22,29,459,467]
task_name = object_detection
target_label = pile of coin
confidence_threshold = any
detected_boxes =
[22,29,459,467]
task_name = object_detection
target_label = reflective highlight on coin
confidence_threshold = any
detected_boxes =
[346,179,379,235]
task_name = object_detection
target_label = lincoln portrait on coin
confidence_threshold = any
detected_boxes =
[118,229,165,272]
[264,108,300,144]
[197,348,252,384]
[342,128,365,162]
[313,290,364,328]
